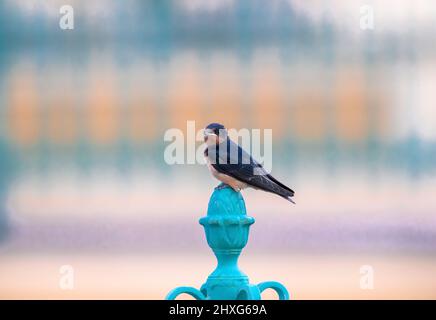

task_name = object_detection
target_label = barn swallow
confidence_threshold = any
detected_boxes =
[203,123,295,204]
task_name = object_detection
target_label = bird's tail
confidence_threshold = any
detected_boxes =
[265,178,296,204]
[285,195,296,204]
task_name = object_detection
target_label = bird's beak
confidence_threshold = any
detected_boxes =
[204,129,217,142]
[204,133,217,143]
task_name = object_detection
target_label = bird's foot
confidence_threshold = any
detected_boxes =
[215,183,243,192]
[215,183,230,190]
[232,186,241,192]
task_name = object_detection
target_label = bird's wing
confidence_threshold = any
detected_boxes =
[209,139,294,199]
[265,173,295,196]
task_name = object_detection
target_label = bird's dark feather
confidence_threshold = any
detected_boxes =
[207,139,294,200]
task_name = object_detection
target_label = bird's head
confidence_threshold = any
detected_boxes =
[204,123,227,145]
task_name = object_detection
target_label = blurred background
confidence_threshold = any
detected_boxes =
[0,0,435,299]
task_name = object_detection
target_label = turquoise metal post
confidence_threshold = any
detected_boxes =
[166,184,289,300]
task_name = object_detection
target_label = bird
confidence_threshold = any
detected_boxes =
[203,123,295,204]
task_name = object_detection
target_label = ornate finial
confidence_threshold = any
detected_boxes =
[166,184,289,300]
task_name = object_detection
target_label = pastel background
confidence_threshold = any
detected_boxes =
[0,0,435,299]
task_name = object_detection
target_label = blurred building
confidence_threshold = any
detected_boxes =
[0,0,435,250]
